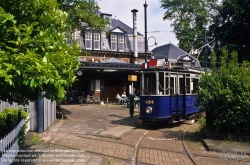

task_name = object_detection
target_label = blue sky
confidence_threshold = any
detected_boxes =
[97,0,178,50]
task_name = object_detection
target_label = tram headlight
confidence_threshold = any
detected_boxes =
[146,106,153,114]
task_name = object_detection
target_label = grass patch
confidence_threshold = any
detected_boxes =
[32,133,44,144]
[107,157,114,165]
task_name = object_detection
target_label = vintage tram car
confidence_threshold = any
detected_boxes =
[139,59,202,123]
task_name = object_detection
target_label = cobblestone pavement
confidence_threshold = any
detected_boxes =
[184,122,250,165]
[12,104,250,165]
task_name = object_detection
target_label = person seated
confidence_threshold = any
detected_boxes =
[121,92,127,98]
[115,92,122,104]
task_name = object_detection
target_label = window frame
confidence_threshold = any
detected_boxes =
[85,32,92,50]
[118,35,124,51]
[93,33,100,50]
[111,35,117,51]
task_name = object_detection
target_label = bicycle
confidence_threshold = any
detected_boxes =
[78,96,86,105]
[86,95,97,104]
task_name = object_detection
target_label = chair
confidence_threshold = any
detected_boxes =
[115,97,123,105]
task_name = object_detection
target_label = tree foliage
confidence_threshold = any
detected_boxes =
[58,0,108,32]
[160,0,218,53]
[197,48,250,136]
[0,0,107,105]
[160,0,250,64]
[211,0,250,62]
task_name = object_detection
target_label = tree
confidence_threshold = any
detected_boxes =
[197,48,250,136]
[160,0,218,53]
[211,0,250,62]
[58,0,108,32]
[0,0,107,105]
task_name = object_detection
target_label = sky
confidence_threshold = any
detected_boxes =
[97,0,179,50]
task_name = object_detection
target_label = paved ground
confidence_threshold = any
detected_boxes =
[11,103,250,165]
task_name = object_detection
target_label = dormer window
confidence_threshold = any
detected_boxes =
[111,35,117,51]
[94,33,100,50]
[110,27,125,52]
[85,32,92,50]
[118,36,124,51]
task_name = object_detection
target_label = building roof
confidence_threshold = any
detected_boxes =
[108,19,143,36]
[81,11,146,53]
[151,43,201,68]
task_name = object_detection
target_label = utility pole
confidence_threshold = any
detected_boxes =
[144,0,148,65]
[204,26,207,68]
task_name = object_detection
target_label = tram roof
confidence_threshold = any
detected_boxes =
[142,67,203,74]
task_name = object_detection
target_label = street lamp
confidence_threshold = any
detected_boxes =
[148,36,158,48]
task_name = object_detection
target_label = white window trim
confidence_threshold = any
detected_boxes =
[94,33,100,50]
[118,36,124,51]
[85,32,92,50]
[111,35,117,51]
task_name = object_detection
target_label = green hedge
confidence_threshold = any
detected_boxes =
[0,107,28,149]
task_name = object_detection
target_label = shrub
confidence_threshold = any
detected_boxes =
[0,107,28,149]
[197,49,250,136]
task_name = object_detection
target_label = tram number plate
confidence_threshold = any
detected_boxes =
[145,100,154,104]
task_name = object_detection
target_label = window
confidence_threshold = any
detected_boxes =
[170,77,175,94]
[85,32,92,49]
[94,33,100,50]
[111,35,117,51]
[191,79,199,94]
[179,77,184,94]
[143,73,156,95]
[118,36,124,51]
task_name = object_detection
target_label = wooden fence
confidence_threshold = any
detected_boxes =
[0,98,56,132]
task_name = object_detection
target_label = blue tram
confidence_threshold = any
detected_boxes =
[139,61,201,123]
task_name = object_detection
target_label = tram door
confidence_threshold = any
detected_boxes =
[169,73,186,119]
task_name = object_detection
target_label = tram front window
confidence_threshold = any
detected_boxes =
[144,73,156,95]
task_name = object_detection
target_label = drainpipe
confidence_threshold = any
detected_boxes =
[131,9,138,64]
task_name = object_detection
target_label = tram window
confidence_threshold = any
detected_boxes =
[179,78,184,94]
[144,73,156,95]
[170,77,174,94]
[165,77,169,95]
[159,72,164,95]
[186,78,190,94]
[191,79,199,94]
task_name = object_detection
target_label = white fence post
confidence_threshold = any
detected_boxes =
[0,119,24,165]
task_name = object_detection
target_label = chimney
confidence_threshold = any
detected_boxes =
[131,9,138,64]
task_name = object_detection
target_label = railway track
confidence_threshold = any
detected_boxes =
[44,121,198,165]
[132,122,198,165]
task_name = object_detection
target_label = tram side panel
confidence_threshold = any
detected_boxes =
[139,95,199,122]
[186,95,199,115]
[139,96,172,122]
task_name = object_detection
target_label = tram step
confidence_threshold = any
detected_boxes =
[172,119,186,123]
